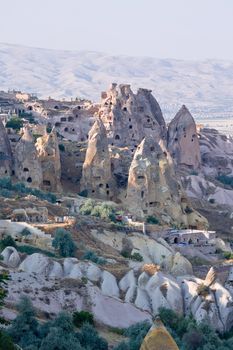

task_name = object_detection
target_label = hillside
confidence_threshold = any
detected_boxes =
[1,43,233,119]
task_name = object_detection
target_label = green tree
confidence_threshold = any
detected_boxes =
[52,228,77,257]
[8,296,40,349]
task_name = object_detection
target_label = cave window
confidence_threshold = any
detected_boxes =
[129,118,131,122]
[138,175,144,180]
[76,114,78,118]
[54,105,59,110]
[5,170,7,174]
[55,122,61,127]
[72,128,75,132]
[111,143,114,146]
[43,180,51,186]
[78,106,81,110]
[92,190,95,193]
[147,118,150,122]
[174,237,178,244]
[105,102,108,106]
[102,149,105,153]
[183,127,186,131]
[115,135,120,140]
[68,116,74,122]
[188,239,193,244]
[28,106,32,111]
[61,117,66,122]
[191,139,194,142]
[27,177,32,183]
[141,191,144,198]
[106,190,109,195]
[184,134,186,138]
[64,127,68,132]
[123,107,127,112]
[150,146,155,152]
[12,170,15,176]
[163,151,167,157]
[175,138,178,141]
[106,184,109,188]
[23,168,29,172]
[129,125,132,129]
[99,184,103,188]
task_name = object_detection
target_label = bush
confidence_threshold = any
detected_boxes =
[17,245,56,257]
[20,228,31,236]
[216,175,233,188]
[223,251,233,260]
[6,117,23,130]
[0,331,15,350]
[73,311,94,328]
[0,236,16,251]
[52,228,77,257]
[0,177,57,203]
[130,252,143,262]
[82,250,106,265]
[146,216,159,224]
[80,200,116,222]
[59,144,65,152]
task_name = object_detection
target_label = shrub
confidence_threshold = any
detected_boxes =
[20,228,31,236]
[82,250,106,265]
[223,251,233,260]
[146,215,159,224]
[59,144,65,152]
[73,311,94,328]
[6,117,23,130]
[131,252,143,262]
[216,175,233,188]
[52,228,77,257]
[77,323,108,350]
[79,199,95,215]
[0,236,16,251]
[17,245,55,257]
[0,331,15,350]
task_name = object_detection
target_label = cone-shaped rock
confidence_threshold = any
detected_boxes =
[14,126,43,188]
[126,137,208,228]
[80,118,115,199]
[36,128,62,192]
[168,105,201,170]
[98,83,166,147]
[0,118,12,176]
[140,317,179,350]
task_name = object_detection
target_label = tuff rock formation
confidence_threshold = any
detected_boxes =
[126,136,207,228]
[0,117,12,176]
[80,119,115,199]
[36,128,62,192]
[98,83,166,147]
[168,105,201,170]
[14,127,43,188]
[140,317,179,350]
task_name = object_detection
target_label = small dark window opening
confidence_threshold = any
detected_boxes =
[27,177,32,183]
[23,168,29,172]
[106,190,109,195]
[115,135,120,140]
[106,184,109,188]
[141,191,144,198]
[150,146,155,152]
[129,125,132,129]
[123,107,127,112]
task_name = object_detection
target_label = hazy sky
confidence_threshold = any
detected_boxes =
[1,0,233,60]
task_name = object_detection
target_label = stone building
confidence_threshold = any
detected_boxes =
[167,105,201,171]
[80,118,115,200]
[36,128,62,192]
[14,126,43,188]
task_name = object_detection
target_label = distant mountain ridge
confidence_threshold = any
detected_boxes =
[1,42,233,119]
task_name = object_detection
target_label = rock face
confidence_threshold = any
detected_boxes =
[126,136,207,228]
[36,128,62,192]
[199,128,233,177]
[14,127,43,188]
[140,318,179,350]
[80,119,115,199]
[168,105,201,170]
[0,118,12,176]
[98,83,166,147]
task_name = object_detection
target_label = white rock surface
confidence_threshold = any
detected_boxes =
[101,271,119,298]
[1,246,20,268]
